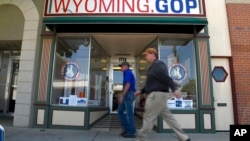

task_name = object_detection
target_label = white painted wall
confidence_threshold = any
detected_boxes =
[211,58,234,131]
[206,0,234,131]
[205,0,231,56]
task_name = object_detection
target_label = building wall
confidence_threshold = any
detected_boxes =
[226,1,250,124]
[205,0,231,56]
[0,0,40,127]
[205,0,234,130]
[0,5,24,40]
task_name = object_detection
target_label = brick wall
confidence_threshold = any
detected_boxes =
[226,4,250,124]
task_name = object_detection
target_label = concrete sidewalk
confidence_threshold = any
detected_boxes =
[3,126,229,141]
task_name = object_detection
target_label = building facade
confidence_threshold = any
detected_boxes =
[0,0,247,133]
[226,0,250,124]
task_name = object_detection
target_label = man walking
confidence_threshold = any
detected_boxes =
[118,61,136,138]
[135,48,191,141]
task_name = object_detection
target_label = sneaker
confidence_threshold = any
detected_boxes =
[122,133,136,138]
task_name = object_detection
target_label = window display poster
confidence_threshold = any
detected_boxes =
[61,62,80,81]
[59,97,69,105]
[68,95,78,106]
[77,98,87,106]
[168,63,188,84]
[167,100,193,109]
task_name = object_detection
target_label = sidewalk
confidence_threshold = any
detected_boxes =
[3,126,229,141]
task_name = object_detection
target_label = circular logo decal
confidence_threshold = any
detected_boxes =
[61,62,80,80]
[168,63,187,83]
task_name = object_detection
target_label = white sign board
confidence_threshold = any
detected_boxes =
[167,100,193,109]
[44,0,205,17]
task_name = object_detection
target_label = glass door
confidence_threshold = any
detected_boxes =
[108,62,136,113]
[109,63,123,113]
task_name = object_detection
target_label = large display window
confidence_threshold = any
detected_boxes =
[159,36,197,109]
[135,38,158,108]
[88,38,109,106]
[136,36,197,109]
[51,35,91,106]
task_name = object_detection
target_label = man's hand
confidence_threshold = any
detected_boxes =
[134,91,141,96]
[173,90,182,99]
[118,96,124,104]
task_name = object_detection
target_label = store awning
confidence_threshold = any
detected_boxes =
[43,17,208,34]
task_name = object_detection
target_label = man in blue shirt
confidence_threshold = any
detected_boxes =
[118,61,136,138]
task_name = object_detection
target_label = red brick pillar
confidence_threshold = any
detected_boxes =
[226,3,250,124]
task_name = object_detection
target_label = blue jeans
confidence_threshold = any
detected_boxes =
[118,91,136,135]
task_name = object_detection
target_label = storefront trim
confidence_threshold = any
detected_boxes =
[199,110,216,133]
[43,17,207,34]
[43,106,109,130]
[43,17,207,25]
[157,110,200,133]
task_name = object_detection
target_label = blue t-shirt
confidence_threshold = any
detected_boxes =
[123,69,136,91]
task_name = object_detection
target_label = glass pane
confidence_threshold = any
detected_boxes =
[135,38,158,108]
[113,70,123,84]
[212,67,228,82]
[89,38,109,106]
[51,35,90,106]
[159,36,197,109]
[214,68,224,80]
[111,67,123,112]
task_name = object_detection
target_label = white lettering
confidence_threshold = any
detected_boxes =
[234,129,241,136]
[234,129,247,136]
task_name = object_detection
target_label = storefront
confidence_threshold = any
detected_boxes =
[30,0,218,133]
[0,0,236,133]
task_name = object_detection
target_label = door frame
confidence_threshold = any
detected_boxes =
[4,56,20,114]
[108,56,136,114]
[108,63,122,114]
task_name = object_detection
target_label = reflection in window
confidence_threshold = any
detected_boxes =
[135,38,158,108]
[51,36,90,106]
[113,70,123,84]
[159,36,197,109]
[89,37,109,106]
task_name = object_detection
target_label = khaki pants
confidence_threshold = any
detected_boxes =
[137,91,189,141]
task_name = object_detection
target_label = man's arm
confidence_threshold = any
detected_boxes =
[154,62,182,99]
[118,82,130,104]
[121,83,130,97]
